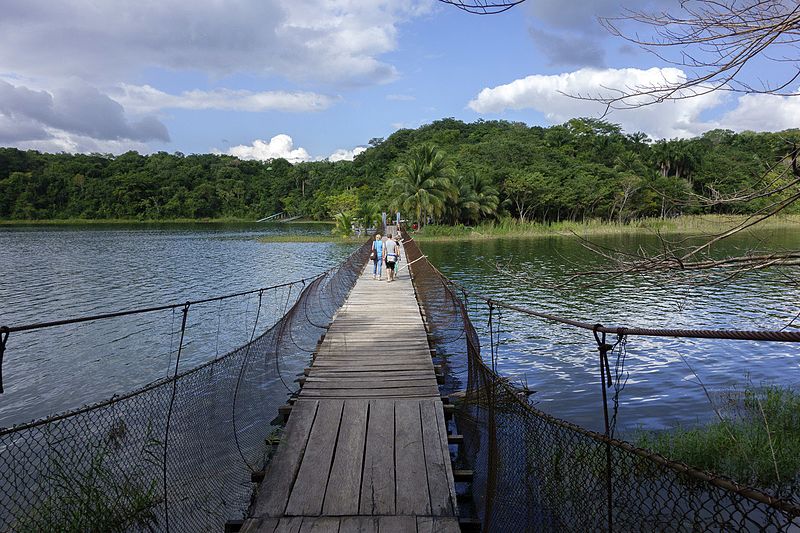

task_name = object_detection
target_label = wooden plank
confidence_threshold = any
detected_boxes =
[240,518,278,533]
[415,517,461,533]
[338,517,378,533]
[394,400,431,515]
[252,400,319,517]
[434,400,458,514]
[298,517,341,533]
[322,400,369,515]
[301,387,439,398]
[420,400,455,516]
[274,517,304,533]
[359,400,395,515]
[286,400,345,516]
[377,516,416,533]
[304,379,436,389]
[307,371,432,378]
[305,375,433,383]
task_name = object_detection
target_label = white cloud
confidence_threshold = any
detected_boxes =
[469,67,800,138]
[468,67,723,138]
[12,130,151,155]
[386,94,416,101]
[114,84,336,114]
[712,92,800,132]
[328,146,367,162]
[0,0,429,86]
[226,134,311,163]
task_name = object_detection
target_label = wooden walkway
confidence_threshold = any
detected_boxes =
[241,240,459,533]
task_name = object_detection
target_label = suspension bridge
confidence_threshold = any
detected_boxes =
[241,228,458,532]
[1,226,799,532]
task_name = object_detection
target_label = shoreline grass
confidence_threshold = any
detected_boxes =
[412,215,800,242]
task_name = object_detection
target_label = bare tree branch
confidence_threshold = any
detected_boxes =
[437,0,527,15]
[575,0,800,112]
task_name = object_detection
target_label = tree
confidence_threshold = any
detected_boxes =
[462,173,500,224]
[355,201,382,233]
[389,144,454,228]
[504,171,542,222]
[325,189,359,218]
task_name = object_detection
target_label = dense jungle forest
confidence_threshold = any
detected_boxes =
[1,118,798,224]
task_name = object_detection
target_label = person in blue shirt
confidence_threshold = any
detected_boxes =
[371,234,384,280]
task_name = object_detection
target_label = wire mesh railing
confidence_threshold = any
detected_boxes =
[0,237,371,532]
[400,228,800,532]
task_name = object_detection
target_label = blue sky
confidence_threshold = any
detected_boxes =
[0,0,797,162]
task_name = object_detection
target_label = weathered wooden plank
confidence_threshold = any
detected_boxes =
[420,400,455,516]
[377,516,416,533]
[394,400,430,515]
[274,516,304,533]
[240,517,278,533]
[307,371,432,378]
[338,516,378,533]
[304,378,436,388]
[307,359,431,366]
[322,399,369,515]
[252,400,319,517]
[359,400,395,515]
[434,400,458,514]
[415,517,461,533]
[286,400,345,516]
[298,517,341,533]
[300,387,439,399]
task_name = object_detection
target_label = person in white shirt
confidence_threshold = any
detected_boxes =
[383,234,400,282]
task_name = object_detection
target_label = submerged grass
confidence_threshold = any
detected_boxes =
[635,384,800,491]
[413,215,800,242]
[15,435,161,532]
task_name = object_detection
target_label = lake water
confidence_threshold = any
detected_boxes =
[420,228,800,435]
[2,223,799,437]
[0,223,358,427]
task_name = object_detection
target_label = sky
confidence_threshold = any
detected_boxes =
[1,0,798,162]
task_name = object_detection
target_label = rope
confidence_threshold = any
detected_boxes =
[163,302,190,533]
[2,275,322,334]
[232,290,264,472]
[434,265,800,343]
[0,327,8,394]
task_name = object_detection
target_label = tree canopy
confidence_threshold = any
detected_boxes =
[1,118,798,224]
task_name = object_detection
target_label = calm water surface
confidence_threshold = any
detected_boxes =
[421,228,800,435]
[0,223,358,427]
[3,224,799,436]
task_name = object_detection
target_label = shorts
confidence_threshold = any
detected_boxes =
[385,260,396,269]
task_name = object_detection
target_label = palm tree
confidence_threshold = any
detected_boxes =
[389,144,454,228]
[465,173,499,223]
[331,212,353,237]
[355,202,382,233]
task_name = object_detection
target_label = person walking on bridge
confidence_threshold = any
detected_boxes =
[384,234,400,282]
[371,233,384,280]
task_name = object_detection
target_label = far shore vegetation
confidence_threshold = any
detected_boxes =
[2,119,799,236]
